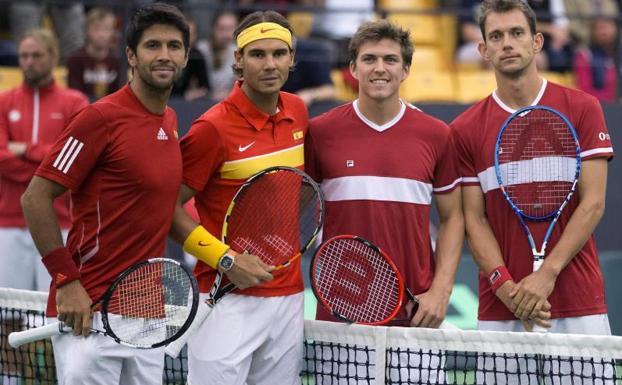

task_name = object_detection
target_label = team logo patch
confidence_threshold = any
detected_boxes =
[8,109,20,122]
[346,160,354,167]
[292,130,303,140]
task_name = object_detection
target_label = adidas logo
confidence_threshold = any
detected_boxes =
[157,127,169,141]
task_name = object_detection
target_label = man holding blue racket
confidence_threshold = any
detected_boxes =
[452,0,614,340]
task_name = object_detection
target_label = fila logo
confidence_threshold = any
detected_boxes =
[53,136,84,174]
[238,142,255,152]
[157,127,169,141]
[346,160,354,168]
[489,270,501,285]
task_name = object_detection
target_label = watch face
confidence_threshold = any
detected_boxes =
[220,255,234,270]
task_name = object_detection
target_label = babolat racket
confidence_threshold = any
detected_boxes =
[495,105,581,273]
[165,166,324,357]
[495,106,580,331]
[310,235,418,325]
[9,258,198,348]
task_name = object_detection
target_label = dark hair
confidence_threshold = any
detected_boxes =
[479,0,537,40]
[231,10,293,77]
[348,20,413,69]
[126,2,190,55]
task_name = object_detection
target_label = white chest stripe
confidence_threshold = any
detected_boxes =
[478,156,578,193]
[52,136,84,174]
[321,176,433,205]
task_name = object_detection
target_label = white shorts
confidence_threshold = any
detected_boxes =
[0,228,68,292]
[187,292,304,385]
[477,314,615,385]
[49,314,164,385]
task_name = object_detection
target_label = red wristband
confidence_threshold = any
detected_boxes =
[42,247,81,288]
[488,265,512,294]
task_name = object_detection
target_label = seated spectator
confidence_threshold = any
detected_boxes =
[573,16,618,102]
[172,17,209,101]
[283,38,335,106]
[66,7,121,100]
[455,0,487,69]
[196,11,238,101]
[529,0,574,72]
[564,0,618,47]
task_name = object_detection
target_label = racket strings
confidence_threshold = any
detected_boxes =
[227,169,322,266]
[498,110,579,217]
[314,238,401,324]
[106,261,195,346]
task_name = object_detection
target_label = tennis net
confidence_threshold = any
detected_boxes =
[1,288,621,385]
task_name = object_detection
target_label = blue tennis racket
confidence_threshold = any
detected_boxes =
[494,105,580,327]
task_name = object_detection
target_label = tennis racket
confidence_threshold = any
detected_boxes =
[310,235,418,325]
[495,105,581,330]
[9,258,198,349]
[165,166,324,357]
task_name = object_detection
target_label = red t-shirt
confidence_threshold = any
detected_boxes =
[181,81,308,296]
[306,100,461,322]
[0,81,88,228]
[36,84,182,315]
[451,80,614,320]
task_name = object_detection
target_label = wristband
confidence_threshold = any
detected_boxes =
[183,225,230,269]
[42,247,81,288]
[488,265,512,294]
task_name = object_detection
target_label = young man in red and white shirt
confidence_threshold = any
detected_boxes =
[169,11,308,385]
[21,4,189,384]
[305,20,464,384]
[0,29,88,292]
[452,0,614,383]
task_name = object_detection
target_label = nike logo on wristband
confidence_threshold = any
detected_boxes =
[198,241,211,247]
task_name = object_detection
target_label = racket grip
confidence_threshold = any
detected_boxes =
[8,322,70,348]
[165,301,212,358]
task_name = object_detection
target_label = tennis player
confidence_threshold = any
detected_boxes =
[304,20,464,383]
[20,4,188,384]
[168,11,308,385]
[451,0,614,383]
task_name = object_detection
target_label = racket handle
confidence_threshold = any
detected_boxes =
[8,322,70,348]
[165,301,212,358]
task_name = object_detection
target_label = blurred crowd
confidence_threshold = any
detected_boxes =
[0,0,620,103]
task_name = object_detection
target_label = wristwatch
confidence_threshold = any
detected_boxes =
[217,252,235,272]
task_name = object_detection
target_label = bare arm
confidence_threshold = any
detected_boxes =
[463,185,551,327]
[22,176,92,336]
[512,159,607,319]
[169,184,274,289]
[410,188,464,328]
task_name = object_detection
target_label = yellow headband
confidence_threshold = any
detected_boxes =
[236,22,292,50]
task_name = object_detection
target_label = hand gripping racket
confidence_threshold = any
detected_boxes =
[310,235,418,325]
[9,258,199,348]
[495,105,581,330]
[165,166,324,357]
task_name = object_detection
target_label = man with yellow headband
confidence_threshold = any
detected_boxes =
[169,10,307,385]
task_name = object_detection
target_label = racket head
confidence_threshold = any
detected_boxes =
[494,105,581,221]
[100,258,199,348]
[222,166,324,268]
[310,235,406,325]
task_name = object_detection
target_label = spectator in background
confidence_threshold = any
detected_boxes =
[283,38,336,106]
[196,11,238,101]
[172,17,209,101]
[529,0,574,72]
[456,0,490,69]
[574,16,618,103]
[564,0,619,47]
[0,28,88,293]
[9,2,85,64]
[67,7,121,100]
